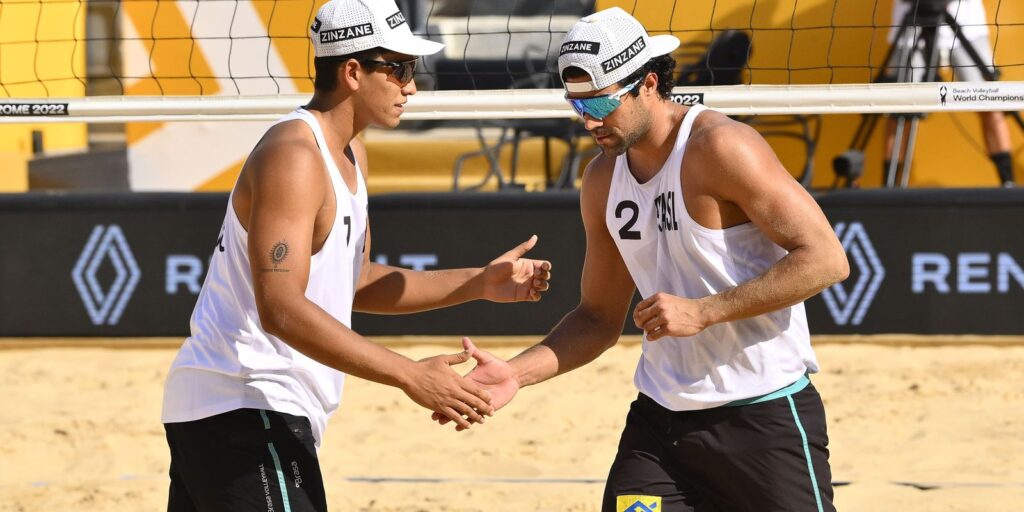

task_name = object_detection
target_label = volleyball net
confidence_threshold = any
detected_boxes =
[2,0,1024,122]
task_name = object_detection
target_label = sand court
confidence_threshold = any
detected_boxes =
[1,337,1022,511]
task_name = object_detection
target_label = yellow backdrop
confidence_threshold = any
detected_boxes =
[0,0,87,190]
[599,0,1024,188]
[2,0,1022,191]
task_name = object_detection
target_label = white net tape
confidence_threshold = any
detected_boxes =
[4,82,1024,123]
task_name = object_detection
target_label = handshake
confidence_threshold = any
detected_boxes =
[400,337,518,431]
[398,290,708,430]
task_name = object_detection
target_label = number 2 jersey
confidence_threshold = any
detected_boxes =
[161,108,368,447]
[605,104,819,411]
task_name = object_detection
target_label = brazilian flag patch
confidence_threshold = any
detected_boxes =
[617,495,661,512]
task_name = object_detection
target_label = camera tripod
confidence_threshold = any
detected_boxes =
[832,0,1024,188]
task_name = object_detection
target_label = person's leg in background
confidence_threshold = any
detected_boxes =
[951,35,1016,187]
[978,110,1015,187]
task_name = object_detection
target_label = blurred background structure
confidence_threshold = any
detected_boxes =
[2,0,1022,193]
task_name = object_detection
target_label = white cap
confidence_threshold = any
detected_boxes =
[310,0,444,58]
[557,7,680,93]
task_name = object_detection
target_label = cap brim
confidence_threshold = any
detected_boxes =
[648,34,681,57]
[382,35,445,56]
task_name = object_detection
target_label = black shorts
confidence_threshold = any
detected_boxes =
[602,382,835,512]
[164,408,327,512]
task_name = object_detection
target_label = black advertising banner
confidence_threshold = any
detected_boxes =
[0,194,226,336]
[350,192,586,336]
[362,190,1024,335]
[348,192,585,335]
[0,192,586,337]
[810,189,1024,334]
[1,189,1022,337]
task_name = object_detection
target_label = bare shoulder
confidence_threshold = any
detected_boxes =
[231,120,328,231]
[686,110,764,161]
[579,151,617,216]
[580,152,615,198]
[685,110,785,186]
[247,120,327,186]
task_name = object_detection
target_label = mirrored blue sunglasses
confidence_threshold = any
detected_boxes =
[565,80,640,120]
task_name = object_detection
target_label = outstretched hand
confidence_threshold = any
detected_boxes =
[432,337,519,431]
[482,235,552,303]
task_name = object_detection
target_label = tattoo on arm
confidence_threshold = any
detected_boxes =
[263,240,291,273]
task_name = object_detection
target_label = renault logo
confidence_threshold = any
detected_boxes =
[822,222,885,326]
[71,225,141,326]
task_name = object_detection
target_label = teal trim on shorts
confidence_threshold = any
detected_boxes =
[259,410,293,512]
[266,442,292,512]
[723,374,810,407]
[787,394,824,512]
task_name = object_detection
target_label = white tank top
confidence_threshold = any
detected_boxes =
[606,105,818,412]
[162,108,368,447]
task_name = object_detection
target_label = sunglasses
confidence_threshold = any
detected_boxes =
[360,58,418,86]
[565,80,641,120]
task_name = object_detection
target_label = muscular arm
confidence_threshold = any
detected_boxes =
[348,139,551,314]
[430,157,635,429]
[674,121,849,329]
[344,138,477,313]
[355,264,487,313]
[508,156,636,388]
[245,134,490,426]
[246,139,416,386]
